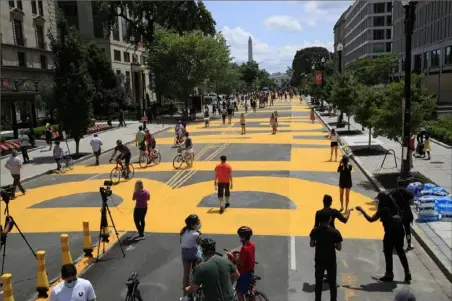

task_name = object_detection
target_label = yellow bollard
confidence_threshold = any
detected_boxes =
[82,221,93,257]
[60,234,73,265]
[36,251,49,298]
[2,273,15,301]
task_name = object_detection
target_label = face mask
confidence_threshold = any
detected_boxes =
[195,224,201,230]
[64,279,77,288]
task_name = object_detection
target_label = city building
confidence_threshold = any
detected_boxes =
[269,72,290,88]
[248,36,253,63]
[1,0,57,137]
[57,1,153,111]
[343,0,393,66]
[392,0,452,108]
[333,8,349,72]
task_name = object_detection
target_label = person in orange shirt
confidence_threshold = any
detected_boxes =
[214,155,233,214]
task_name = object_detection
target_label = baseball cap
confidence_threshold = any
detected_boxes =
[394,289,416,301]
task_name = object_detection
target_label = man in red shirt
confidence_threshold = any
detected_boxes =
[214,155,233,214]
[227,226,255,301]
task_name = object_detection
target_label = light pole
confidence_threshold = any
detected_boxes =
[320,57,326,111]
[400,0,418,179]
[336,43,344,74]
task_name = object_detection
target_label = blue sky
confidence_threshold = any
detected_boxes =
[204,1,353,73]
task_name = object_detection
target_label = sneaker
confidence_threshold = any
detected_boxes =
[220,207,224,214]
[225,202,230,208]
[404,273,412,284]
[379,275,394,282]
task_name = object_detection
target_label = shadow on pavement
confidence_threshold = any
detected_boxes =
[351,145,387,156]
[342,277,404,292]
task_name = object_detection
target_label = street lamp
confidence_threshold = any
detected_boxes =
[400,0,418,180]
[336,43,344,73]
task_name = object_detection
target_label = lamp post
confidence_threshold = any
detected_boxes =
[320,57,326,111]
[336,43,344,74]
[400,0,418,179]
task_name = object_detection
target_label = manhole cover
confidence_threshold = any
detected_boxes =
[429,161,444,164]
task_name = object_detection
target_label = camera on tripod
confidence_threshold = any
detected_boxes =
[125,272,143,301]
[99,180,113,200]
[0,190,11,204]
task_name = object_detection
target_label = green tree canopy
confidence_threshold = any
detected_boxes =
[329,73,358,131]
[207,62,243,95]
[256,69,275,89]
[290,47,331,86]
[347,54,398,86]
[239,61,259,88]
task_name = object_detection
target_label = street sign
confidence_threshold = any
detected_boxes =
[315,71,323,85]
[141,116,148,121]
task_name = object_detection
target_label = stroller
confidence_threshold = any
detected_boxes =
[415,142,426,158]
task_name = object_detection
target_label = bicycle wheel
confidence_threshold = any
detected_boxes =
[138,153,148,168]
[67,157,74,170]
[110,168,121,184]
[252,291,270,301]
[152,152,162,165]
[173,155,183,169]
[125,164,135,180]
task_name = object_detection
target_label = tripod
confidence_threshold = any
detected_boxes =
[0,198,37,279]
[125,272,143,301]
[96,194,125,261]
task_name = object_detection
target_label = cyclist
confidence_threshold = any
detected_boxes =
[180,214,203,299]
[144,129,156,156]
[186,237,239,301]
[109,140,131,175]
[226,226,256,301]
[182,132,194,165]
[175,120,185,145]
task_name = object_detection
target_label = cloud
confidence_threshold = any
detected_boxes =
[221,26,333,73]
[298,1,353,26]
[264,15,302,32]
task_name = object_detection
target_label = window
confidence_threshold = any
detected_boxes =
[386,2,392,12]
[373,29,384,40]
[386,29,392,39]
[17,0,22,10]
[40,55,47,69]
[36,25,45,49]
[114,50,121,61]
[374,16,385,26]
[423,52,428,70]
[38,0,43,16]
[124,52,130,63]
[9,1,14,8]
[140,55,146,65]
[31,0,37,14]
[386,15,392,26]
[431,49,440,67]
[13,19,24,46]
[121,17,128,42]
[116,70,121,75]
[414,54,422,72]
[386,42,391,52]
[17,52,26,67]
[445,46,452,65]
[373,43,385,53]
[112,18,120,41]
[125,71,131,87]
[374,3,385,13]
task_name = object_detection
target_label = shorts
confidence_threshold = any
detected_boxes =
[181,246,202,262]
[117,153,131,164]
[218,183,230,198]
[93,149,101,157]
[139,142,146,151]
[236,270,254,293]
[330,141,338,147]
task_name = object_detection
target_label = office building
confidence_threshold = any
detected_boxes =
[333,9,349,72]
[57,1,153,111]
[342,0,393,66]
[392,0,452,107]
[1,0,57,137]
[269,72,290,88]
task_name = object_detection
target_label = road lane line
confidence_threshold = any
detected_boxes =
[172,170,197,189]
[290,235,296,270]
[166,146,210,187]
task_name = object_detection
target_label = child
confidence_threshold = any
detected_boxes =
[310,108,316,124]
[424,135,431,160]
[227,226,255,301]
[240,113,246,135]
[53,141,63,171]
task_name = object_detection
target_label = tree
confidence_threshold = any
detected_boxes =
[97,0,216,48]
[239,61,259,89]
[48,14,94,154]
[372,74,436,141]
[329,73,358,131]
[38,77,56,116]
[256,69,275,90]
[148,29,230,110]
[347,54,398,86]
[207,63,242,95]
[290,47,331,86]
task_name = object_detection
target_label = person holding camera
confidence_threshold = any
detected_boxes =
[132,180,149,239]
[50,263,96,301]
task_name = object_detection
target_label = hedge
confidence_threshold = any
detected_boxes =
[425,114,452,145]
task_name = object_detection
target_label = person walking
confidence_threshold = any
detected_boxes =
[240,113,246,135]
[270,113,278,135]
[45,123,53,150]
[214,155,233,214]
[53,141,64,172]
[90,134,103,165]
[50,263,97,301]
[310,108,316,124]
[227,105,233,124]
[337,156,353,212]
[132,180,150,239]
[136,126,146,157]
[356,191,411,283]
[4,150,26,198]
[221,106,227,125]
[18,130,31,163]
[328,129,339,162]
[119,109,126,127]
[424,135,431,160]
[310,211,343,301]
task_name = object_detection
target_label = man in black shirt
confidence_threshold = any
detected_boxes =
[310,211,343,301]
[314,194,353,229]
[356,191,411,283]
[109,140,131,174]
[391,179,415,250]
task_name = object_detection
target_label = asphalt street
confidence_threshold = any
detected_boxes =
[1,98,450,301]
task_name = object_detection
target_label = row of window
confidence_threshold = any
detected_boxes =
[404,45,452,72]
[113,50,145,64]
[15,51,48,69]
[12,19,45,49]
[9,0,44,16]
[373,2,392,14]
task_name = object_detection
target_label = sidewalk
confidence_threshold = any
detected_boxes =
[306,96,452,281]
[1,121,170,187]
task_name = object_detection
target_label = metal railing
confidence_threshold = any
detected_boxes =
[380,148,397,168]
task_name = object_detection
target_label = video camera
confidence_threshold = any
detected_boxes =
[99,180,113,202]
[0,189,11,203]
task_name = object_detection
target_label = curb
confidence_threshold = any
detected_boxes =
[306,99,452,282]
[2,125,171,188]
[430,137,452,149]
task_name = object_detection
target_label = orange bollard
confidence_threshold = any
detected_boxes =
[2,273,15,301]
[82,221,93,257]
[36,251,49,298]
[60,234,73,265]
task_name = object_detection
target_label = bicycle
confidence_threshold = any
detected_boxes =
[59,151,74,173]
[110,159,135,184]
[173,147,194,169]
[138,147,161,168]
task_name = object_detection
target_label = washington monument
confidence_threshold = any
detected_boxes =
[248,36,253,62]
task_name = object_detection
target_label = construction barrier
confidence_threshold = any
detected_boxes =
[60,234,73,265]
[83,221,93,257]
[1,273,14,301]
[36,251,49,298]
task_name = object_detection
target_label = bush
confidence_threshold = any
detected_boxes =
[425,114,452,145]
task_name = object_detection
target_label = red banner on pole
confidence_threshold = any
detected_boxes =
[315,71,323,85]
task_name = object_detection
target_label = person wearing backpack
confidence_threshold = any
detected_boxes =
[356,191,411,284]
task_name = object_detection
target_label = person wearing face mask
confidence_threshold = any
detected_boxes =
[50,263,96,301]
[180,214,203,300]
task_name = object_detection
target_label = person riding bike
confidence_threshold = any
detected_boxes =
[109,140,131,174]
[180,214,203,300]
[186,237,240,301]
[182,132,194,164]
[226,226,256,301]
[175,120,185,145]
[144,129,156,156]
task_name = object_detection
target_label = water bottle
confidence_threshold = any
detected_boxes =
[424,183,436,190]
